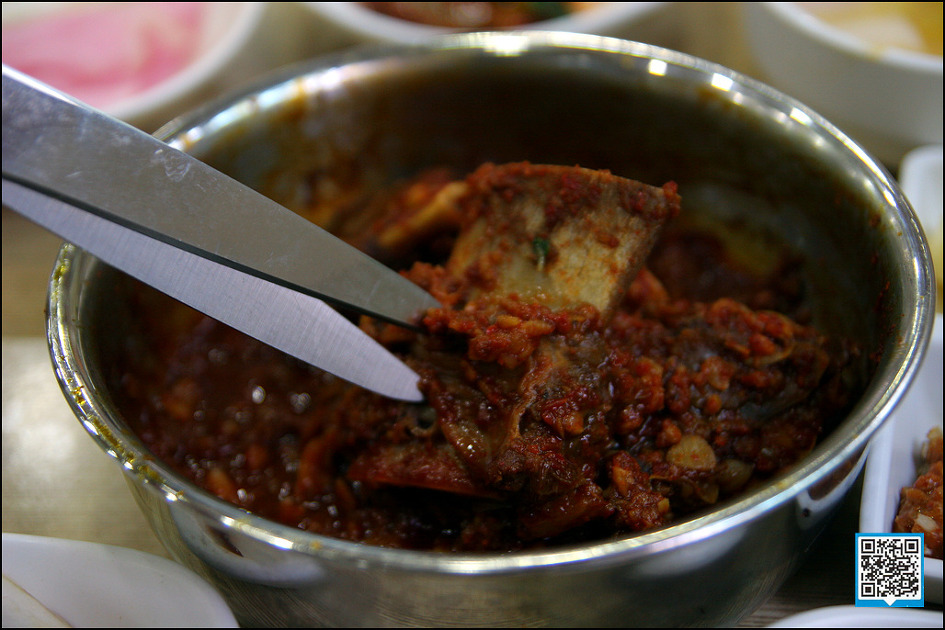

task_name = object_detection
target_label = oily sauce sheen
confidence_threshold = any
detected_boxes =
[114,164,861,551]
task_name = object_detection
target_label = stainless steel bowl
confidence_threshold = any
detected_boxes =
[47,32,934,626]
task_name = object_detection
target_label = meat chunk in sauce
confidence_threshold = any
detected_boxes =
[116,162,861,551]
[446,162,679,318]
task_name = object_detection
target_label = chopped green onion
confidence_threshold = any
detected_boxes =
[533,237,550,270]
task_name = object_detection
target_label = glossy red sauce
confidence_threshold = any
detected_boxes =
[112,165,861,551]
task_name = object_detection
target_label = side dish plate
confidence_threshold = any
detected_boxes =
[860,315,943,604]
[1,533,237,627]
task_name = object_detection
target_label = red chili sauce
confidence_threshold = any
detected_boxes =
[361,3,589,28]
[894,427,944,559]
[114,164,861,551]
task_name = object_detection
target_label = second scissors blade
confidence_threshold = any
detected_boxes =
[3,178,424,402]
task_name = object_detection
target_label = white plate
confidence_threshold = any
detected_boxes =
[769,605,942,627]
[860,314,943,604]
[900,144,943,311]
[900,145,944,237]
[1,533,237,627]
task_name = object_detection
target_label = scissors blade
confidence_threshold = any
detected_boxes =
[2,178,424,402]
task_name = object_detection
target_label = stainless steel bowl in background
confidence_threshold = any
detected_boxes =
[47,32,934,627]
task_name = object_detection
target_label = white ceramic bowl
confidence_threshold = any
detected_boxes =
[860,314,943,604]
[2,533,238,627]
[1,2,266,132]
[302,2,680,48]
[743,2,943,166]
[769,605,943,627]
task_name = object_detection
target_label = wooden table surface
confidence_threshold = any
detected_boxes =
[3,4,940,626]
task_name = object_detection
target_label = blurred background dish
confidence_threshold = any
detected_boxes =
[301,2,681,49]
[743,2,943,167]
[1,2,270,132]
[2,533,238,627]
[900,145,943,313]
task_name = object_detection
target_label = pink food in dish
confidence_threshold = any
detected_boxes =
[2,2,205,109]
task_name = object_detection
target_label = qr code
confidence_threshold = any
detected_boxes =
[856,533,924,607]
